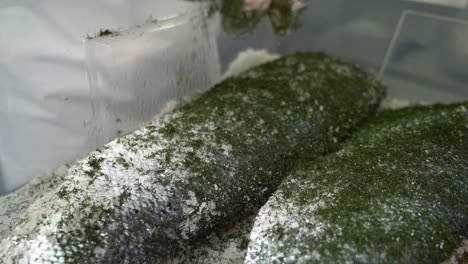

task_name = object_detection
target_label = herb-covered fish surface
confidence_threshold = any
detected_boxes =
[246,103,468,264]
[0,52,385,263]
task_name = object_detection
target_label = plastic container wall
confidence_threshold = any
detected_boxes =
[0,0,217,196]
[2,0,468,196]
[216,0,468,102]
[85,11,221,146]
[379,9,468,102]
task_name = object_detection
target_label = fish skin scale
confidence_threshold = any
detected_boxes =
[0,52,385,263]
[246,103,468,264]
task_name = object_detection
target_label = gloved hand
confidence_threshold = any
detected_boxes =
[219,0,307,35]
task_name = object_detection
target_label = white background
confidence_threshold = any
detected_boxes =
[0,0,209,195]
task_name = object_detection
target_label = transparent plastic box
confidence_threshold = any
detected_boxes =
[216,0,468,103]
[85,9,221,146]
[1,0,468,196]
[0,1,220,196]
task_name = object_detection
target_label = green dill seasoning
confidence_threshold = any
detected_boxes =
[246,103,468,264]
[98,29,114,37]
[0,52,384,263]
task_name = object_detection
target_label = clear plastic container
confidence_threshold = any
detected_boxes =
[0,1,219,196]
[85,9,220,147]
[216,0,468,102]
[1,0,468,196]
[379,9,468,102]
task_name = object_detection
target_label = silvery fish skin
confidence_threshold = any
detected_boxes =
[246,103,468,264]
[0,53,385,263]
[167,210,257,264]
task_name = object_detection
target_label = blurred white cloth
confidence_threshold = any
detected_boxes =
[0,0,213,196]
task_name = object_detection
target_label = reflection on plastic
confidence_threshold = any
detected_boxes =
[379,10,468,102]
[407,0,468,9]
[85,11,221,148]
[0,0,218,197]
